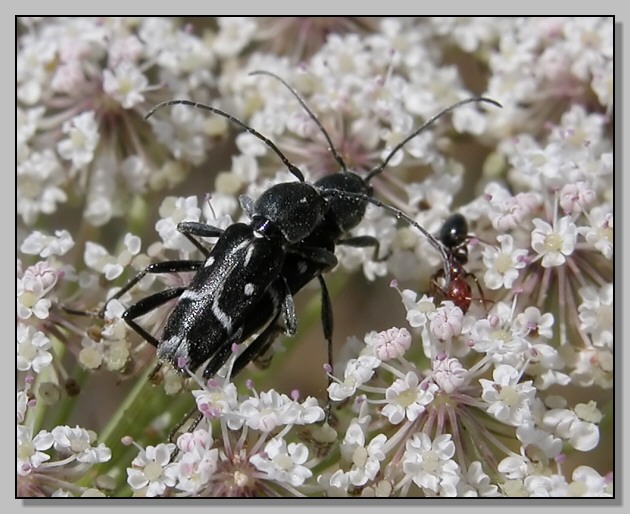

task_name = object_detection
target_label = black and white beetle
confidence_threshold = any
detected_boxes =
[106,71,500,390]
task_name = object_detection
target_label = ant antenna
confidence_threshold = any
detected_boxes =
[146,100,305,183]
[365,97,502,182]
[249,70,348,173]
[323,189,452,282]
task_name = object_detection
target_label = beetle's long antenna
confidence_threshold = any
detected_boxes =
[365,97,502,182]
[146,100,305,182]
[249,70,348,173]
[322,189,451,283]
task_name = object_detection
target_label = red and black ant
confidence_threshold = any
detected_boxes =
[429,213,489,313]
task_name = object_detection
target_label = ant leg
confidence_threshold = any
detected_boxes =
[466,271,492,311]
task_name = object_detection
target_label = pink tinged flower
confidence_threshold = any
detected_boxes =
[482,234,528,290]
[579,205,613,259]
[402,433,460,497]
[250,437,312,487]
[381,372,437,424]
[479,364,536,426]
[103,61,149,109]
[17,425,54,476]
[366,327,412,360]
[56,111,100,169]
[167,432,218,494]
[192,382,239,420]
[127,443,176,497]
[559,181,596,214]
[17,261,59,320]
[432,356,467,394]
[531,216,578,268]
[428,302,464,340]
[17,323,53,373]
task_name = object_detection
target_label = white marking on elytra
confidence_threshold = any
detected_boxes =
[244,283,255,296]
[212,282,233,332]
[297,261,308,274]
[180,288,204,301]
[203,256,215,267]
[244,245,255,267]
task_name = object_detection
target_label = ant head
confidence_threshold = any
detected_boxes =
[439,213,469,249]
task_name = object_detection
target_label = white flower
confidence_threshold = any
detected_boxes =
[579,205,613,259]
[17,260,58,320]
[84,232,142,281]
[156,196,202,252]
[328,354,381,401]
[468,302,529,362]
[458,461,500,497]
[531,216,578,268]
[17,149,67,225]
[127,443,176,497]
[237,390,299,432]
[51,425,111,463]
[577,283,613,348]
[515,422,562,461]
[482,234,528,290]
[402,433,460,496]
[57,111,100,169]
[514,306,554,340]
[78,337,105,370]
[568,466,613,497]
[381,372,437,424]
[479,364,536,426]
[250,437,312,487]
[17,425,54,476]
[213,17,257,57]
[17,323,53,373]
[542,403,600,452]
[102,61,148,109]
[20,229,74,258]
[340,421,387,486]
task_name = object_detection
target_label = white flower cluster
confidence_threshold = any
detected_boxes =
[16,17,613,498]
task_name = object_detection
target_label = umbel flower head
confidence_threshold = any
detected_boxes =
[17,17,613,498]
